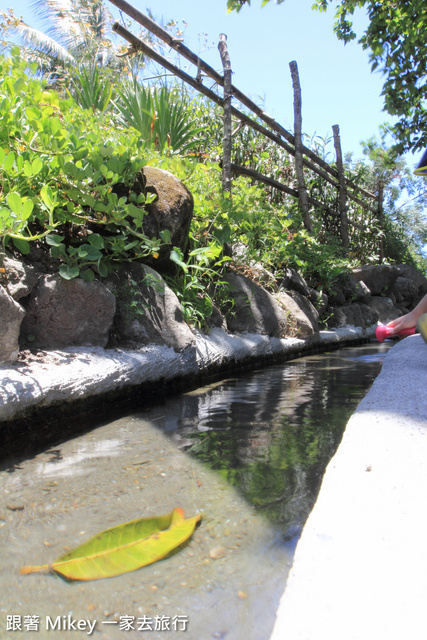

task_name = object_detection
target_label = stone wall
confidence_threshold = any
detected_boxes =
[2,252,426,365]
[1,165,427,364]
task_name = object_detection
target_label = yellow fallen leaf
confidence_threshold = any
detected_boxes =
[21,508,201,581]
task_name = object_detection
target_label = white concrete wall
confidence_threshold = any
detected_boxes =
[0,326,368,424]
[270,334,427,640]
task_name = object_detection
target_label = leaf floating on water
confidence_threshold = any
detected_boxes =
[20,508,201,581]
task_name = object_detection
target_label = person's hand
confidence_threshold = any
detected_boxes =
[386,312,417,335]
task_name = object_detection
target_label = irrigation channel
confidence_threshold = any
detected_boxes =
[0,340,392,640]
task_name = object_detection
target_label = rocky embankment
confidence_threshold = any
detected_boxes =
[1,166,427,455]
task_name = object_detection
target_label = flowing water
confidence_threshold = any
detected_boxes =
[0,341,391,640]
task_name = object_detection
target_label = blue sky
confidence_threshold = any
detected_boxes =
[7,0,411,162]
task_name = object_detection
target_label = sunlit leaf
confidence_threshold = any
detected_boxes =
[21,199,34,220]
[58,264,80,279]
[170,247,188,271]
[40,184,55,209]
[6,192,22,215]
[21,508,201,581]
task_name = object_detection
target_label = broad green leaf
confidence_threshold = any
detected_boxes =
[80,269,95,282]
[99,145,114,158]
[23,160,33,177]
[77,244,102,260]
[124,240,139,251]
[59,265,80,280]
[127,203,145,224]
[160,229,171,244]
[21,199,34,220]
[93,202,108,213]
[0,207,12,223]
[88,233,104,249]
[97,260,109,278]
[21,508,201,581]
[26,105,41,120]
[3,152,15,173]
[32,157,43,176]
[6,192,22,215]
[40,185,55,209]
[50,117,62,137]
[170,248,188,272]
[46,234,65,246]
[79,193,97,208]
[49,244,67,260]
[13,77,26,93]
[13,237,31,255]
[64,162,86,180]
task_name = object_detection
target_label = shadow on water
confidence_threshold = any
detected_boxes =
[140,340,392,538]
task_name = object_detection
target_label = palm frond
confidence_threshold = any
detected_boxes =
[29,0,114,49]
[14,21,75,64]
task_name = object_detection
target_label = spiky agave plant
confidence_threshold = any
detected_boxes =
[67,63,114,112]
[114,79,204,154]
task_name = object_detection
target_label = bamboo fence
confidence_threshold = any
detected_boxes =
[109,0,383,250]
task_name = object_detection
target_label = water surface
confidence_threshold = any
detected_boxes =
[0,341,391,640]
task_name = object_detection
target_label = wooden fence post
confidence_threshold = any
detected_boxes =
[289,60,311,232]
[332,124,349,248]
[218,34,232,195]
[377,180,384,263]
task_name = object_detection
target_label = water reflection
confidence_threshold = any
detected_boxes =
[35,439,124,478]
[140,342,391,537]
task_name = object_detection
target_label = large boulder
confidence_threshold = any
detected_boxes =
[140,166,194,270]
[328,303,379,329]
[276,290,319,338]
[280,268,311,297]
[326,284,346,307]
[391,265,427,308]
[352,265,399,296]
[364,296,402,324]
[0,286,25,363]
[19,275,116,349]
[329,272,371,305]
[392,276,419,307]
[105,263,194,351]
[395,264,427,296]
[223,271,287,336]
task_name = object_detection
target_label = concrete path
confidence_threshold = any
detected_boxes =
[271,334,427,640]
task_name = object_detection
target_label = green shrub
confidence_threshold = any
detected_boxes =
[0,54,165,278]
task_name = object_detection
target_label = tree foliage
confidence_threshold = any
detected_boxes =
[0,0,125,77]
[0,0,182,83]
[227,0,427,154]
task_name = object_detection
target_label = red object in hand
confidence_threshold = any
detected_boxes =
[375,324,416,342]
